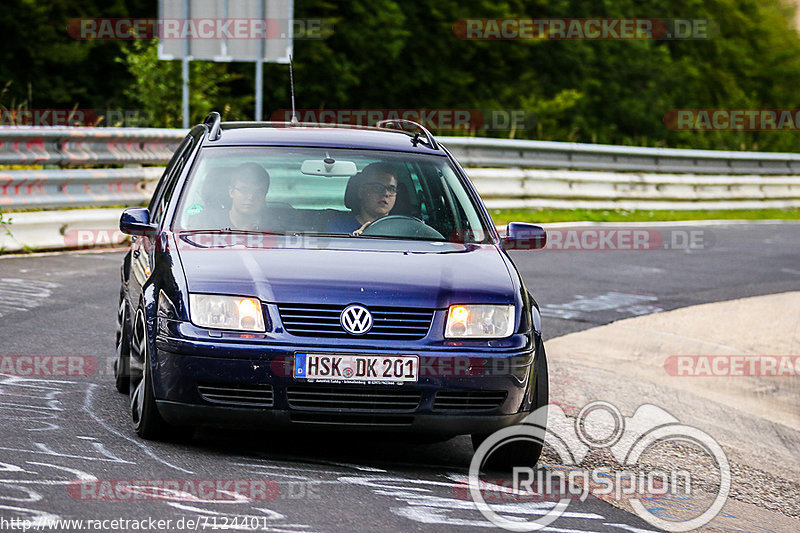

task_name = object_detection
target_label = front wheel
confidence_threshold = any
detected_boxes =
[472,340,549,470]
[113,288,130,394]
[129,307,169,439]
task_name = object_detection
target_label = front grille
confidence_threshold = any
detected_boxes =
[286,385,422,411]
[434,390,507,411]
[277,303,434,340]
[290,412,414,426]
[197,383,274,407]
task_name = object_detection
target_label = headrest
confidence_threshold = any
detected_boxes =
[343,171,366,210]
[201,168,235,210]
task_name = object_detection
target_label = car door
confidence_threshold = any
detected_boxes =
[129,134,196,309]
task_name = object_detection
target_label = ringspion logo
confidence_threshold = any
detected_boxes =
[469,401,730,531]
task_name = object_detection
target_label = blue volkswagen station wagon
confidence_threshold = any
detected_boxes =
[115,113,548,465]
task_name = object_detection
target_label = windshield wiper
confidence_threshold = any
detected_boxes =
[179,229,285,235]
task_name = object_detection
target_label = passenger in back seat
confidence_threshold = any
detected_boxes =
[325,162,398,234]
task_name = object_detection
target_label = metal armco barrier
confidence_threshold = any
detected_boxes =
[466,168,800,210]
[0,167,164,209]
[0,127,184,166]
[439,136,800,175]
[0,127,183,211]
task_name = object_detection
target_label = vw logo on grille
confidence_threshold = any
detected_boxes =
[340,304,373,335]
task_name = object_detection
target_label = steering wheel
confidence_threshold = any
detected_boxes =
[359,215,444,240]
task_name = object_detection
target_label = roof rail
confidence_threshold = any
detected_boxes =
[375,119,439,150]
[204,111,222,141]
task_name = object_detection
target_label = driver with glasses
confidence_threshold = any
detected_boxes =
[326,162,398,234]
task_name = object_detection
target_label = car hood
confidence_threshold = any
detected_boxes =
[175,235,515,308]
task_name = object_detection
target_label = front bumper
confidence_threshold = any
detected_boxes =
[152,329,537,436]
[157,401,530,435]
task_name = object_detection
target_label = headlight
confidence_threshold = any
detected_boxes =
[445,304,514,338]
[189,294,265,332]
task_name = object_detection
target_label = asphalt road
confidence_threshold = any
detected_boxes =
[0,222,797,533]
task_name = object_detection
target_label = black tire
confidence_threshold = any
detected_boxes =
[129,307,169,439]
[531,336,549,425]
[472,339,549,471]
[113,288,130,393]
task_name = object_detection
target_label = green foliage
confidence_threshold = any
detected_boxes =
[0,210,13,253]
[0,0,137,109]
[5,0,800,150]
[119,39,249,127]
[0,211,11,232]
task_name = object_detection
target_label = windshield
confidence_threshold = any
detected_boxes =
[172,146,492,244]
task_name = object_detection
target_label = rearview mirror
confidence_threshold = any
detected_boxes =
[501,222,546,250]
[300,159,358,177]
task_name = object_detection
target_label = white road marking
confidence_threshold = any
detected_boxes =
[541,292,662,320]
[603,522,663,533]
[0,278,60,318]
[341,475,606,528]
[393,506,607,531]
[82,383,194,474]
[166,501,317,532]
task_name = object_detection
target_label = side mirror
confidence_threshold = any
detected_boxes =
[120,208,156,236]
[501,222,546,250]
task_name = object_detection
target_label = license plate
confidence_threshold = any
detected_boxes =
[293,353,419,384]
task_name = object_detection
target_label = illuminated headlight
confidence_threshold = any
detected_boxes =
[189,294,265,332]
[445,304,515,338]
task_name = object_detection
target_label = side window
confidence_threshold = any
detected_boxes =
[150,137,195,226]
[406,163,429,222]
[149,136,191,213]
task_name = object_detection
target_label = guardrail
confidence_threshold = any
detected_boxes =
[0,167,164,210]
[1,127,799,252]
[466,168,800,211]
[0,127,183,166]
[0,127,183,211]
[440,136,800,175]
[439,136,800,210]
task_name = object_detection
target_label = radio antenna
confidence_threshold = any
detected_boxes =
[289,55,298,124]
